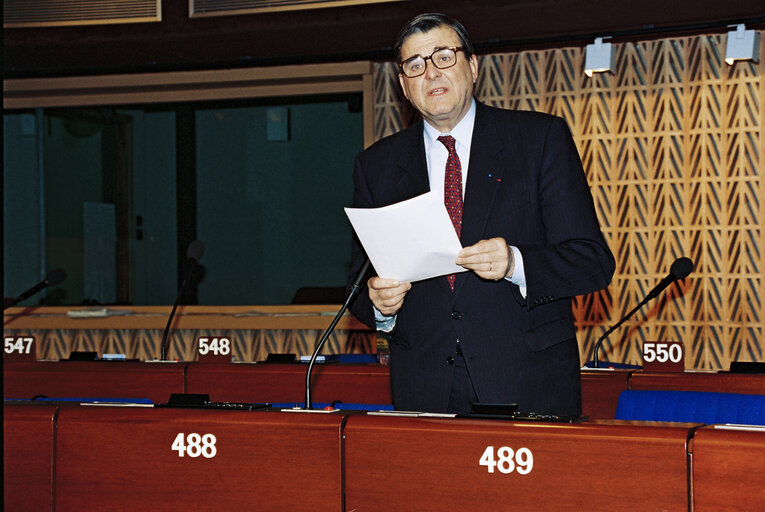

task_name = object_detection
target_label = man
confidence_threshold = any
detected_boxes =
[348,13,614,415]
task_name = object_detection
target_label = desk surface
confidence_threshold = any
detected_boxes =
[4,403,58,512]
[580,369,632,418]
[3,305,369,330]
[630,370,765,394]
[8,402,761,512]
[54,406,345,512]
[5,362,629,417]
[3,361,186,403]
[691,424,765,511]
[344,415,695,511]
[185,362,392,405]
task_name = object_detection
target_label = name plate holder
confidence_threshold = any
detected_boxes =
[196,336,232,363]
[642,341,685,372]
[4,335,36,361]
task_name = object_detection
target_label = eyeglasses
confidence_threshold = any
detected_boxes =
[398,47,465,78]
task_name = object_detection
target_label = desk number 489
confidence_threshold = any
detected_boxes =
[172,433,217,458]
[479,446,533,474]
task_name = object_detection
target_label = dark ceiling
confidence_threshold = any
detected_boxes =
[4,0,765,78]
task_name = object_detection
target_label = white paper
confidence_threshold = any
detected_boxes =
[344,191,466,282]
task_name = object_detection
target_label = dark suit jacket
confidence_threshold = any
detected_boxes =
[348,101,615,415]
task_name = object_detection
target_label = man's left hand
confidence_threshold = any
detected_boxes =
[456,237,514,280]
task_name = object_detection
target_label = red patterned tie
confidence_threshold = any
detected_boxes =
[438,135,463,291]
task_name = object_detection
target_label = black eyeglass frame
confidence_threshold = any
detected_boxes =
[398,47,465,78]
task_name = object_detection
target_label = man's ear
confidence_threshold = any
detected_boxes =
[398,73,411,101]
[469,54,479,84]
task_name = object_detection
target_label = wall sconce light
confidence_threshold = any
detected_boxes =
[584,37,615,77]
[725,24,760,65]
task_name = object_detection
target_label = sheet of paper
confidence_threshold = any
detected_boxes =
[344,191,466,282]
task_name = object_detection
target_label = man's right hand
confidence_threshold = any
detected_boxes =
[368,277,412,316]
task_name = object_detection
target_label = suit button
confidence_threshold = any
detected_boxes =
[451,311,462,320]
[446,356,455,364]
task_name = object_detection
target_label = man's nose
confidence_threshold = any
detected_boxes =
[424,60,442,79]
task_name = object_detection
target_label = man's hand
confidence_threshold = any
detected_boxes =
[456,237,514,280]
[368,277,412,316]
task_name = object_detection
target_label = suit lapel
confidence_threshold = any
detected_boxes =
[393,121,430,201]
[462,104,506,247]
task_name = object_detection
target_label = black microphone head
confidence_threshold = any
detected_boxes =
[45,268,67,286]
[186,240,205,261]
[669,257,694,280]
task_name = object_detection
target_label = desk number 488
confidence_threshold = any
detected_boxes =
[172,433,217,458]
[479,446,533,474]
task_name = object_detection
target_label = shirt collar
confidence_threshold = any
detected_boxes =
[423,98,476,151]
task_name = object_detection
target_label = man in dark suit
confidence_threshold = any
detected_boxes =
[348,13,615,415]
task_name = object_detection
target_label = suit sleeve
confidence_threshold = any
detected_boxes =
[515,116,615,308]
[346,152,377,329]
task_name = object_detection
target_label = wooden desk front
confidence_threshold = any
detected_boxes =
[691,425,765,511]
[344,415,696,511]
[185,362,392,405]
[4,403,58,512]
[580,369,632,418]
[54,406,344,512]
[629,371,765,394]
[5,361,630,416]
[3,361,186,403]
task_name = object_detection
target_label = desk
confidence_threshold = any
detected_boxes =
[629,371,765,394]
[4,403,58,512]
[580,369,632,418]
[691,424,765,511]
[6,361,632,415]
[54,406,344,512]
[3,361,186,403]
[3,305,373,361]
[344,415,696,511]
[185,362,392,404]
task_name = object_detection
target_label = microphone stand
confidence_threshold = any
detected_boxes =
[160,241,204,361]
[3,269,66,310]
[304,259,371,410]
[591,257,693,368]
[160,263,194,360]
[590,295,651,368]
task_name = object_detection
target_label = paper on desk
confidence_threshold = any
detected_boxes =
[344,191,466,282]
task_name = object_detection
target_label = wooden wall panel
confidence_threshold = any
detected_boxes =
[373,31,765,370]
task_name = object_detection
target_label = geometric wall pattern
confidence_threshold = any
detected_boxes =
[373,31,765,370]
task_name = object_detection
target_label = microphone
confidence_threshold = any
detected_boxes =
[303,258,372,410]
[3,268,67,310]
[591,257,693,368]
[646,257,694,300]
[159,240,205,360]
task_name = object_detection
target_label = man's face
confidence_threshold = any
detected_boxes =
[398,25,478,133]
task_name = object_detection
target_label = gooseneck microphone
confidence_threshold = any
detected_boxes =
[645,257,694,300]
[591,257,693,368]
[3,268,67,310]
[304,258,372,410]
[160,240,205,360]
